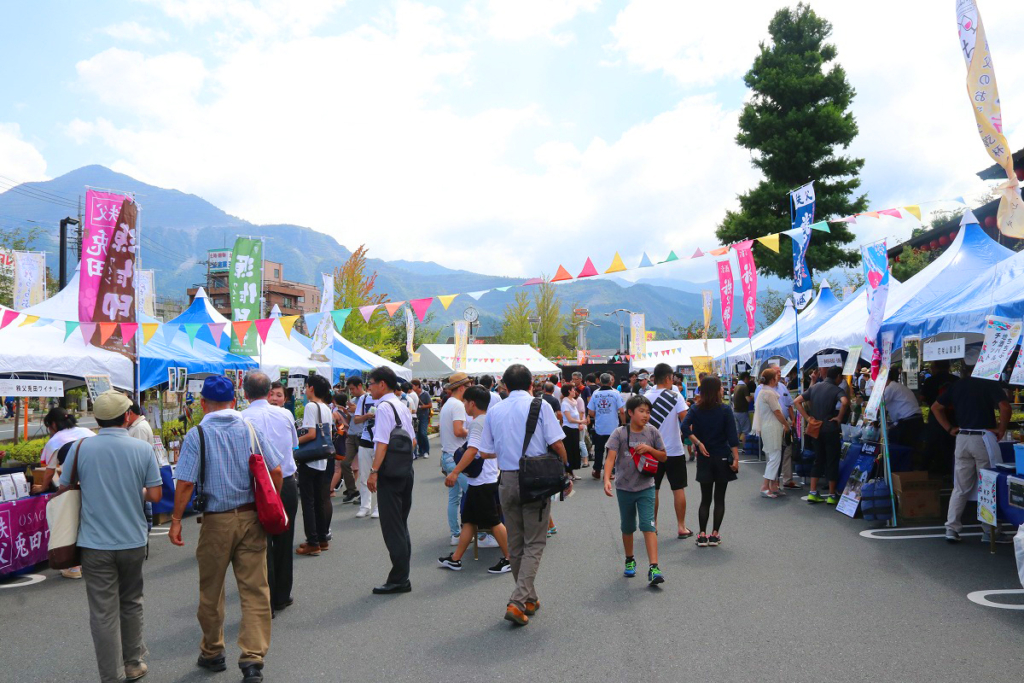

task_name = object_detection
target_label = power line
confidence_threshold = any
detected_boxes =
[0,174,80,205]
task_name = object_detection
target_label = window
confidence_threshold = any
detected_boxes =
[274,269,280,278]
[281,296,295,308]
[297,296,304,303]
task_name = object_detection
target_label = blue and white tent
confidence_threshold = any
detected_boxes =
[753,280,847,365]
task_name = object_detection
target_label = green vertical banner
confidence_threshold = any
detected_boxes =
[229,237,263,355]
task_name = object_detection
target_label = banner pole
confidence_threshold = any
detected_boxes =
[879,399,898,526]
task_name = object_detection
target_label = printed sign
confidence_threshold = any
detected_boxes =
[12,251,46,309]
[84,374,113,400]
[0,380,64,397]
[923,338,965,361]
[207,249,232,273]
[974,315,1022,382]
[0,494,51,576]
[817,353,843,368]
[187,380,205,394]
[229,238,263,355]
[836,455,875,518]
[287,377,306,390]
[1008,476,1024,509]
[630,312,647,356]
[780,360,796,377]
[863,363,889,423]
[842,345,862,377]
[452,320,469,371]
[977,468,998,526]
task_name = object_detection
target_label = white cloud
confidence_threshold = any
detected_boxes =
[139,0,349,41]
[100,21,170,44]
[473,0,599,44]
[0,123,48,181]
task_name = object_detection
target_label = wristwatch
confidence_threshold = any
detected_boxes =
[370,467,379,475]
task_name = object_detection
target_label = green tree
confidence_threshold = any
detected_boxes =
[671,318,722,340]
[332,245,395,357]
[716,3,868,278]
[757,289,788,331]
[496,291,532,344]
[531,281,568,356]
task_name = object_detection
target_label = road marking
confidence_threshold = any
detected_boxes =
[967,589,1024,610]
[0,573,46,589]
[859,524,989,540]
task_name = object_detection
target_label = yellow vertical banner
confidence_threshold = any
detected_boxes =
[629,312,646,357]
[452,320,469,371]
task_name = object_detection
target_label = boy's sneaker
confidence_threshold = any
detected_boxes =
[807,492,825,504]
[488,557,512,574]
[826,494,840,505]
[623,558,637,578]
[547,526,557,537]
[437,554,462,571]
[449,534,460,546]
[647,565,665,586]
[478,534,499,548]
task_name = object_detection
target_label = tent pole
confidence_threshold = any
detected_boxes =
[879,399,898,526]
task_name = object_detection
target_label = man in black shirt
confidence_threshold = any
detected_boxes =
[794,366,849,505]
[541,382,562,422]
[931,360,1010,543]
[918,360,957,476]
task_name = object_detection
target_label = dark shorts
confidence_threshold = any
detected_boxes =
[461,482,501,528]
[811,429,842,482]
[654,455,688,490]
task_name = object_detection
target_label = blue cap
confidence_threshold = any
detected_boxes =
[201,375,235,402]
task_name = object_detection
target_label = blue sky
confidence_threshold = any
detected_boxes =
[2,0,1023,283]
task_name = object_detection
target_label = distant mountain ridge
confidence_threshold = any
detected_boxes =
[0,166,764,347]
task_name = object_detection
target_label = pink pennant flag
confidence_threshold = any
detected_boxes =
[691,248,704,259]
[207,322,226,346]
[255,318,275,344]
[717,260,734,343]
[384,301,406,318]
[577,258,599,278]
[834,216,857,224]
[734,240,757,338]
[878,208,903,218]
[522,277,543,286]
[79,322,97,345]
[119,322,139,344]
[0,309,18,330]
[359,304,379,322]
[410,298,433,323]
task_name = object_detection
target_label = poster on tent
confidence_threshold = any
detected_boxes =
[1009,326,1024,385]
[973,315,1021,382]
[229,237,263,356]
[92,199,138,358]
[862,362,889,423]
[836,455,875,518]
[717,260,734,342]
[12,251,46,308]
[977,468,998,526]
[84,374,112,400]
[923,337,965,361]
[790,182,815,310]
[136,269,155,317]
[816,353,842,368]
[80,190,130,324]
[452,321,469,371]
[842,345,862,377]
[309,273,334,361]
[630,313,647,357]
[903,336,921,389]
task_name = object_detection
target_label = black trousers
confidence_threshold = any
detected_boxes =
[298,462,331,545]
[377,472,414,585]
[267,475,298,607]
[593,433,610,475]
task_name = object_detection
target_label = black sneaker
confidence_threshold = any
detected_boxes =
[341,491,358,503]
[488,557,512,574]
[196,654,226,672]
[438,554,462,571]
[241,664,263,683]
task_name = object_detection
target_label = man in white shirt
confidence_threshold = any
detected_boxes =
[402,382,419,414]
[883,369,924,448]
[479,374,502,408]
[440,372,471,544]
[646,364,692,538]
[479,364,568,627]
[351,383,378,518]
[241,371,299,614]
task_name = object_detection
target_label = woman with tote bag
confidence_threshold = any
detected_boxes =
[295,375,335,556]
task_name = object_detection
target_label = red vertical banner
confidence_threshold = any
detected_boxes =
[734,240,757,338]
[91,198,138,358]
[717,259,734,342]
[80,190,128,323]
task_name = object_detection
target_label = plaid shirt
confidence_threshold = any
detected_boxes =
[176,409,285,512]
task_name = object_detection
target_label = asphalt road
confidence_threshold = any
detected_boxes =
[3,439,1022,683]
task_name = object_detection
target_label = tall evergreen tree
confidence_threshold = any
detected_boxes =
[717,3,868,278]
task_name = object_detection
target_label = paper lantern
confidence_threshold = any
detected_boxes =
[939,235,949,246]
[949,231,957,240]
[930,239,939,249]
[895,255,901,263]
[984,215,997,229]
[1016,167,1024,181]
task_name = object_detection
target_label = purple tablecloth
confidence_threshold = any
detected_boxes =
[0,494,51,577]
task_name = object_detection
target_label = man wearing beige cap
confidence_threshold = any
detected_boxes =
[60,390,164,682]
[440,372,472,544]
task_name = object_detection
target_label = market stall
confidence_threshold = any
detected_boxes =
[405,343,558,380]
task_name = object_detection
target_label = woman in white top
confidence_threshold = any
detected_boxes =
[753,369,791,498]
[561,384,585,478]
[296,375,336,555]
[32,408,96,495]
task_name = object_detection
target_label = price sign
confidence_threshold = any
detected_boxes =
[923,337,965,361]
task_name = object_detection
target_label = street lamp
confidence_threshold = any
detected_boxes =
[528,316,541,348]
[59,217,80,290]
[603,308,635,356]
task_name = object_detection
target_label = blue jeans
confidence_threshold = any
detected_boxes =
[416,414,430,456]
[441,452,468,536]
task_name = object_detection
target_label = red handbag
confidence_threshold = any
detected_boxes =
[245,422,289,535]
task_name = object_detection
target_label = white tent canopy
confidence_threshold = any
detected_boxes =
[336,332,411,380]
[261,304,331,377]
[405,344,559,380]
[631,338,750,372]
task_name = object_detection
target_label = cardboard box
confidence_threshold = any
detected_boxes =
[32,467,47,487]
[893,471,942,520]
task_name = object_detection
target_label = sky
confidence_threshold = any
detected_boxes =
[2,0,1024,284]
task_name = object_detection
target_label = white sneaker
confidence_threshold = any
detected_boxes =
[478,534,499,548]
[356,508,369,518]
[371,509,379,519]
[450,534,460,546]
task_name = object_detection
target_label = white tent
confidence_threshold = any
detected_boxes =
[336,332,411,380]
[631,338,750,372]
[405,344,559,380]
[260,305,332,377]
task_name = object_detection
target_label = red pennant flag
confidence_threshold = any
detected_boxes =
[255,318,275,343]
[119,322,138,344]
[233,320,252,346]
[410,298,433,323]
[577,258,599,278]
[551,265,573,282]
[0,309,19,330]
[98,322,118,345]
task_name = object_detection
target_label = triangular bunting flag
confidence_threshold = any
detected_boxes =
[691,248,704,258]
[577,257,599,278]
[551,265,573,282]
[810,220,830,232]
[438,295,458,310]
[659,251,679,264]
[79,322,97,345]
[304,312,325,333]
[862,211,880,218]
[604,252,627,273]
[18,314,39,327]
[120,322,139,343]
[410,298,433,322]
[359,304,378,322]
[522,278,543,286]
[232,320,252,346]
[184,323,202,347]
[331,309,351,333]
[0,310,18,330]
[34,317,52,327]
[467,290,488,300]
[833,216,857,224]
[878,209,902,219]
[903,205,922,220]
[163,322,179,344]
[142,323,159,345]
[756,234,780,253]
[280,315,299,339]
[255,318,275,343]
[207,322,226,346]
[384,301,405,318]
[496,286,511,292]
[98,322,117,345]
[64,320,79,342]
[709,247,729,256]
[637,252,654,268]
[955,196,967,205]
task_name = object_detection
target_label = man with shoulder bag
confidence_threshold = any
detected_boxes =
[478,364,569,626]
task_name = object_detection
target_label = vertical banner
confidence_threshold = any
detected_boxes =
[903,336,921,389]
[701,290,713,335]
[229,237,263,355]
[734,240,757,337]
[80,190,129,323]
[790,182,815,309]
[136,269,155,317]
[0,248,13,277]
[310,272,334,360]
[974,315,1022,381]
[862,240,890,378]
[452,320,469,371]
[630,312,647,357]
[92,198,138,356]
[12,251,46,308]
[956,0,1024,237]
[404,305,415,358]
[717,259,734,342]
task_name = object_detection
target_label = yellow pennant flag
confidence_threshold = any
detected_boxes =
[437,294,458,310]
[18,314,39,327]
[756,233,780,253]
[903,205,921,221]
[604,252,628,274]
[142,323,159,344]
[280,315,299,339]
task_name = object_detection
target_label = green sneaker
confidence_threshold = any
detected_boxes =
[826,495,840,505]
[623,559,637,578]
[647,565,665,586]
[807,492,825,504]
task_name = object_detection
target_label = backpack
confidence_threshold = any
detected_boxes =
[377,402,414,480]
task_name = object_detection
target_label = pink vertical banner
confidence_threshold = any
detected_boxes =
[80,189,128,322]
[717,259,734,342]
[734,240,757,338]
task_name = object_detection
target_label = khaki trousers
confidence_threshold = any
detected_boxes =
[498,473,551,610]
[946,433,994,534]
[195,509,271,666]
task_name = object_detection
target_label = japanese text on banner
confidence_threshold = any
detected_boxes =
[790,182,815,309]
[229,237,263,355]
[734,240,757,337]
[974,315,1021,381]
[717,259,734,343]
[630,313,646,357]
[92,198,138,357]
[452,321,469,371]
[80,190,129,323]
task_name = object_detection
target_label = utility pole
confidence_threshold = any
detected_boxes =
[76,195,83,258]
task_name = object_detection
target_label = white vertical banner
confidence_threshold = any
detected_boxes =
[13,251,46,308]
[452,320,469,371]
[404,305,415,357]
[310,272,334,359]
[136,269,156,317]
[630,312,646,357]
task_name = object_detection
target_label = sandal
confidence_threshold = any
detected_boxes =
[760,490,778,499]
[677,530,694,539]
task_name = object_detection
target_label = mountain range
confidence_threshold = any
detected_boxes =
[0,166,773,348]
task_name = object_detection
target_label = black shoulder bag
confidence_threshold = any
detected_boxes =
[518,397,569,507]
[294,402,336,464]
[378,403,414,481]
[192,426,208,513]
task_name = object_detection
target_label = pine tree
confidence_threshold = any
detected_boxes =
[716,3,868,279]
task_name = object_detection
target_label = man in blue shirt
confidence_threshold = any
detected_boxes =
[62,390,163,683]
[587,373,626,480]
[170,376,284,683]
